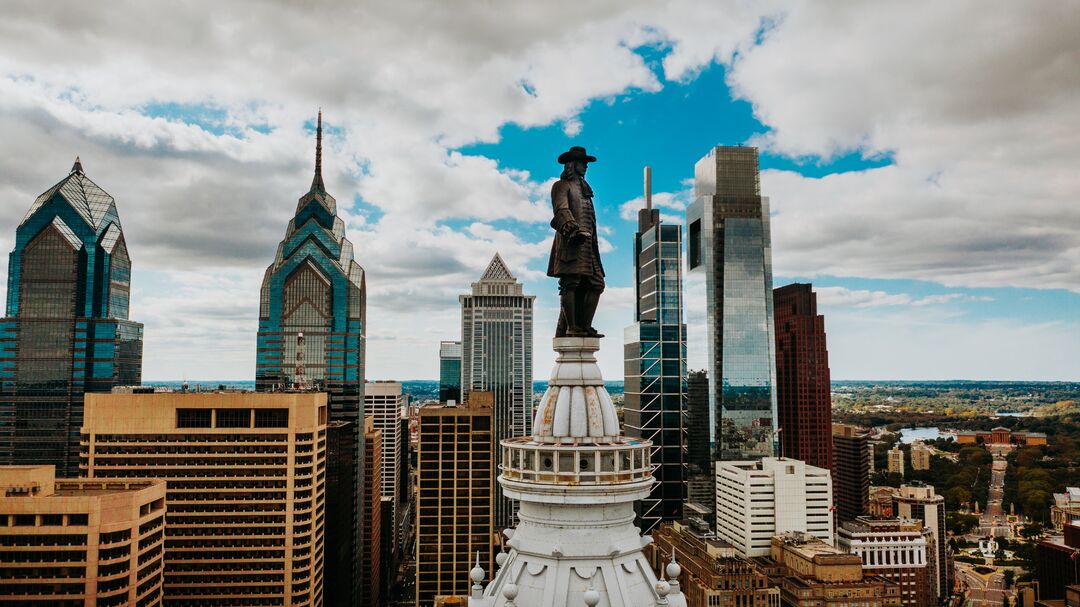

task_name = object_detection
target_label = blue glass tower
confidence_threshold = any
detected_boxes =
[0,158,143,477]
[685,146,777,462]
[255,113,367,605]
[624,167,687,532]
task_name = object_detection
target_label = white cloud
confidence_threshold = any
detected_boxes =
[0,1,1076,380]
[815,287,994,309]
[729,1,1080,293]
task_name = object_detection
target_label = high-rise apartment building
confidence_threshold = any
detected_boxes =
[715,457,833,557]
[365,381,404,544]
[0,159,143,477]
[82,391,327,606]
[685,145,777,462]
[624,167,687,532]
[648,521,780,607]
[774,283,832,470]
[439,341,462,403]
[888,447,905,477]
[325,420,356,607]
[415,393,494,607]
[361,416,382,607]
[0,465,166,606]
[459,254,533,528]
[838,516,934,607]
[833,424,872,523]
[894,483,949,601]
[254,113,366,603]
[910,442,931,471]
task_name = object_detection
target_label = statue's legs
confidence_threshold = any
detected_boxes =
[581,288,603,337]
[558,276,586,337]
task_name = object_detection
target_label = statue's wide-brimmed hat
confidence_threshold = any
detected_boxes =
[557,146,597,164]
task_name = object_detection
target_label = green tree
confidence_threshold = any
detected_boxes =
[1019,522,1044,539]
[1003,570,1015,589]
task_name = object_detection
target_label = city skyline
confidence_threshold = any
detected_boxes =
[0,3,1077,382]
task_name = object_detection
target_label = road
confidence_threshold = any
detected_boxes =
[980,448,1011,538]
[957,563,1008,607]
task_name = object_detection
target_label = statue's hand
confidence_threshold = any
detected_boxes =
[570,230,591,245]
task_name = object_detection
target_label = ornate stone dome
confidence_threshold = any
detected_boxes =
[530,338,619,443]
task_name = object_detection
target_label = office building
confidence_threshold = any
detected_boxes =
[887,447,905,477]
[648,521,780,607]
[415,394,494,607]
[624,166,688,532]
[325,420,356,607]
[361,416,382,607]
[910,442,931,471]
[1053,488,1080,530]
[894,483,949,601]
[1037,524,1080,600]
[0,158,143,477]
[715,457,834,557]
[459,253,533,528]
[472,337,683,606]
[838,516,933,607]
[769,532,901,607]
[685,145,777,462]
[365,381,404,543]
[255,112,366,603]
[774,283,832,470]
[439,341,462,403]
[0,465,165,606]
[833,424,872,523]
[82,391,327,606]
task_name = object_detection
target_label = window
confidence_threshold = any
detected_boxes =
[254,408,289,428]
[176,409,212,428]
[216,408,251,428]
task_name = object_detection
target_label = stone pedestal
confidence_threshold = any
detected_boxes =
[469,337,686,607]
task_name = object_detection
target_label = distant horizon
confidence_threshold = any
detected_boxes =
[141,378,1080,385]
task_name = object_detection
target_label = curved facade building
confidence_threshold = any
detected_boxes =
[0,158,143,477]
[255,113,367,605]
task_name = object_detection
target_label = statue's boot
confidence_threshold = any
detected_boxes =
[561,290,587,337]
[582,289,604,338]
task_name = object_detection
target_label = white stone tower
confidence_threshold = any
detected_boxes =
[469,337,686,607]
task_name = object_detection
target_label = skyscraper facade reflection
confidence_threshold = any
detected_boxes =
[685,146,777,462]
[255,113,367,604]
[624,168,687,532]
[0,158,143,477]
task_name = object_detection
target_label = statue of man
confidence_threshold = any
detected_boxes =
[547,146,605,338]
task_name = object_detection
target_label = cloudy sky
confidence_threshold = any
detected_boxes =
[1,1,1077,382]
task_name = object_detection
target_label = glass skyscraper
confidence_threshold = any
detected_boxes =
[438,340,462,403]
[623,169,687,532]
[255,114,367,605]
[0,158,143,477]
[685,146,777,462]
[460,253,533,528]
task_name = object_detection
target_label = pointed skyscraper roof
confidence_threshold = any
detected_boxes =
[310,109,325,194]
[22,158,119,231]
[480,253,515,281]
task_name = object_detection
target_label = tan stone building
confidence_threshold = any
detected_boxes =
[0,465,166,606]
[909,443,931,471]
[81,391,327,606]
[887,447,905,477]
[361,415,383,607]
[647,520,780,607]
[416,393,494,607]
[769,532,901,607]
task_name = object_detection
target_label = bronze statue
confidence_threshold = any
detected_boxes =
[547,146,605,338]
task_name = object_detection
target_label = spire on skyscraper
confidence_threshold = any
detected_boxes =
[311,109,325,193]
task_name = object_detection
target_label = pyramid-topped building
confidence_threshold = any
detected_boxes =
[0,158,143,476]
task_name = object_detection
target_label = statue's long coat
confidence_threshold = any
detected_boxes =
[546,177,605,278]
